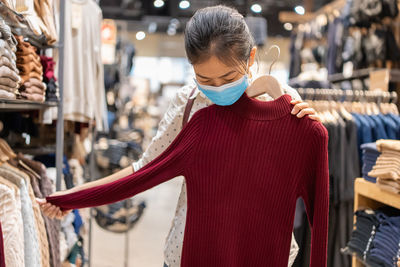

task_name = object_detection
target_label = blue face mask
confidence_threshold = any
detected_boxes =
[195,75,249,106]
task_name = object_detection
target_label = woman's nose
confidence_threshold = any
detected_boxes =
[212,79,225,87]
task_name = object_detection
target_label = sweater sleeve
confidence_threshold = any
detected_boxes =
[300,122,329,267]
[46,112,203,211]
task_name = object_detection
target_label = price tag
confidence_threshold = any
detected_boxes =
[71,3,82,30]
[343,62,353,78]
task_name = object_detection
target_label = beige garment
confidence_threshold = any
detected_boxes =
[132,83,302,267]
[34,0,58,44]
[377,140,400,153]
[377,178,400,189]
[1,0,15,9]
[0,178,25,267]
[0,84,16,93]
[2,163,50,267]
[369,169,400,179]
[0,77,18,88]
[21,92,45,102]
[376,182,400,194]
[25,77,46,90]
[23,86,45,94]
[0,65,20,82]
[62,0,107,131]
[0,56,18,73]
[0,89,16,99]
[0,164,41,266]
[375,157,400,166]
[379,151,400,158]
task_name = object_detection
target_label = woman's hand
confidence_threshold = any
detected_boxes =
[290,100,321,122]
[36,198,72,220]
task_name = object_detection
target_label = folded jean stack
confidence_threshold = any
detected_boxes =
[0,20,20,100]
[369,140,400,194]
[40,55,58,102]
[345,208,400,267]
[15,35,46,102]
[361,143,381,183]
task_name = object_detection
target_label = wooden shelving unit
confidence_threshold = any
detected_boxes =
[353,178,400,266]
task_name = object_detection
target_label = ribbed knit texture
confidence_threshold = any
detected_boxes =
[47,93,329,267]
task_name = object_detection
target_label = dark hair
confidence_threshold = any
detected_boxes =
[184,5,255,69]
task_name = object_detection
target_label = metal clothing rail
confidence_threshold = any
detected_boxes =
[56,0,66,191]
[297,88,398,103]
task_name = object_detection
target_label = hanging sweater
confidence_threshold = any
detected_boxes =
[47,93,329,267]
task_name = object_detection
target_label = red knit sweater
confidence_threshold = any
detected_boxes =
[47,93,329,267]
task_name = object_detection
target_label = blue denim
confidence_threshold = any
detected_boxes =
[164,263,168,267]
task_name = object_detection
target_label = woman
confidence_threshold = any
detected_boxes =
[38,5,320,267]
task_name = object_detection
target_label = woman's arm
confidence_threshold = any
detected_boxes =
[37,166,134,219]
[37,85,195,219]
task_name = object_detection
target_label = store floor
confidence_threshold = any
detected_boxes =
[90,176,184,267]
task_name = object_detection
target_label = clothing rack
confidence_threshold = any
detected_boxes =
[297,88,398,103]
[0,2,65,187]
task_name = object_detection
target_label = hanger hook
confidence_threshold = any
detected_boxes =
[266,45,281,75]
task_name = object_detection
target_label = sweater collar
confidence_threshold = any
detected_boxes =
[229,92,293,120]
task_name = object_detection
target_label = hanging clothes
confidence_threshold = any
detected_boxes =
[63,0,108,131]
[0,176,25,267]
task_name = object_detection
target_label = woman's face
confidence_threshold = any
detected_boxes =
[193,47,256,87]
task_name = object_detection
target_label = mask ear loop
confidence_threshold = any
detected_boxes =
[266,45,281,75]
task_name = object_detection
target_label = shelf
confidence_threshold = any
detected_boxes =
[329,68,400,83]
[354,178,400,210]
[14,146,56,155]
[328,68,374,83]
[0,99,58,111]
[353,178,400,267]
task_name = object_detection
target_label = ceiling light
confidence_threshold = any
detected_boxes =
[136,31,146,41]
[179,0,190,9]
[294,5,305,15]
[283,23,293,31]
[250,3,262,13]
[153,0,164,8]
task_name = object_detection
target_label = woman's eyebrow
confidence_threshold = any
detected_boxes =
[197,70,236,79]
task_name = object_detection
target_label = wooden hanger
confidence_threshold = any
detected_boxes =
[0,138,15,159]
[247,45,284,99]
[18,160,41,180]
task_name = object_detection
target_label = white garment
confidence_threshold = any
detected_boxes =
[133,83,301,267]
[0,165,41,267]
[0,181,24,267]
[62,0,107,131]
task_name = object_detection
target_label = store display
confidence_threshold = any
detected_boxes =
[293,88,400,267]
[63,0,107,131]
[15,35,46,102]
[360,143,381,182]
[345,208,400,267]
[368,140,400,193]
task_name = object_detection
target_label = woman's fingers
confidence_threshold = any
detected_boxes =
[296,108,315,118]
[308,115,322,122]
[36,198,46,205]
[291,102,309,115]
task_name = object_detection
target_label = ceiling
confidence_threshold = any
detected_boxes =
[99,0,332,36]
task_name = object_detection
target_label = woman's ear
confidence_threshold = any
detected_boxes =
[248,46,257,68]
